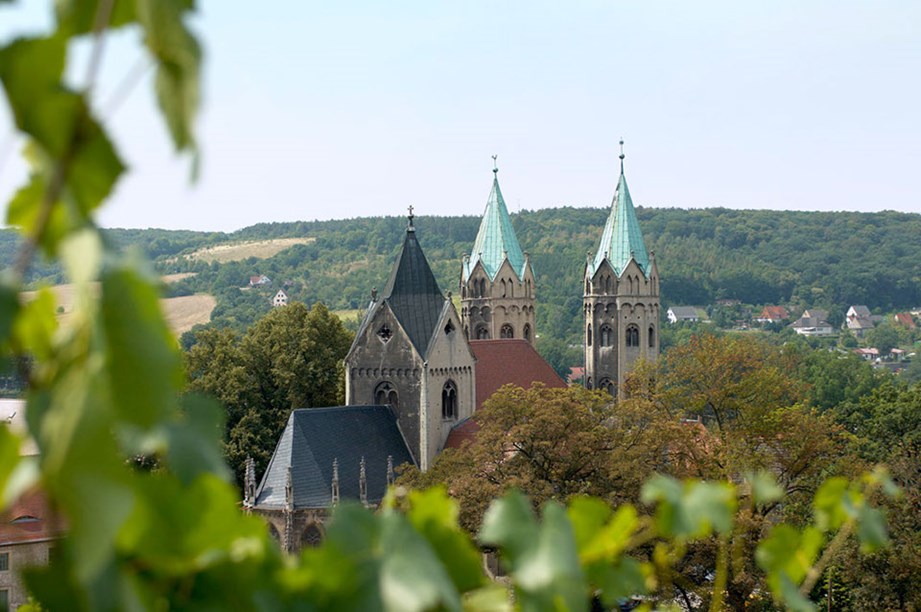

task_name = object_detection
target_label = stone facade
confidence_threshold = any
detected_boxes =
[461,257,536,343]
[1,542,55,610]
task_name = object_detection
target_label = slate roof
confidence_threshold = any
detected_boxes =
[463,172,527,282]
[589,167,650,278]
[254,406,415,510]
[470,339,566,411]
[381,221,447,355]
[669,306,702,320]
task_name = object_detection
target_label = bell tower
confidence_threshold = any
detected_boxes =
[460,158,536,344]
[584,142,660,396]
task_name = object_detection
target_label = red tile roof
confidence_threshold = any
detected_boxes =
[759,305,789,320]
[443,417,480,450]
[0,488,65,546]
[894,312,916,328]
[568,366,585,384]
[469,339,566,411]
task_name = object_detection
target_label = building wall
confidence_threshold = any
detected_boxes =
[584,259,660,395]
[1,540,55,610]
[460,259,536,344]
[345,303,424,464]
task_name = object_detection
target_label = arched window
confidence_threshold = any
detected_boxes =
[500,279,507,298]
[302,523,323,548]
[626,325,640,347]
[585,279,591,294]
[604,276,611,294]
[648,325,655,348]
[508,281,514,297]
[586,324,593,346]
[599,378,616,397]
[600,325,613,347]
[523,323,532,342]
[442,380,457,419]
[374,382,398,411]
[476,326,490,339]
[479,278,487,297]
[500,324,514,339]
[586,376,593,390]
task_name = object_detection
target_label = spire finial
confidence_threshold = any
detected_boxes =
[619,139,625,174]
[492,154,498,175]
[407,205,415,230]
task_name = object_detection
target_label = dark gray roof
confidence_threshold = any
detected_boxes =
[381,224,446,355]
[254,406,415,510]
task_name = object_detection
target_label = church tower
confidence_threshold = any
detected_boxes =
[584,143,660,396]
[460,159,537,344]
[345,210,476,470]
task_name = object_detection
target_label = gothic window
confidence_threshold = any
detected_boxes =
[648,325,655,348]
[599,378,616,397]
[377,325,392,343]
[444,320,455,335]
[476,325,490,339]
[508,281,514,297]
[479,278,487,297]
[302,523,323,548]
[585,279,591,294]
[586,324,592,346]
[374,382,398,411]
[523,323,532,342]
[600,324,613,347]
[604,275,611,294]
[586,376,593,390]
[500,324,514,339]
[442,380,457,420]
[626,325,640,347]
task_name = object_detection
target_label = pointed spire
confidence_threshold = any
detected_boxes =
[387,455,394,486]
[463,159,527,281]
[381,214,446,354]
[244,456,256,509]
[589,142,650,278]
[359,457,368,507]
[331,458,340,506]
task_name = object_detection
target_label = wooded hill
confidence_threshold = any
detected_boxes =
[4,207,921,348]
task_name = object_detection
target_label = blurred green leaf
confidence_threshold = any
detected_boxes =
[101,262,183,428]
[0,278,20,345]
[856,505,888,552]
[379,510,462,612]
[55,0,139,34]
[641,475,736,539]
[813,477,857,532]
[13,288,57,360]
[756,524,824,609]
[406,487,484,592]
[136,0,201,158]
[479,489,539,563]
[590,557,648,606]
[166,394,230,484]
[746,470,783,507]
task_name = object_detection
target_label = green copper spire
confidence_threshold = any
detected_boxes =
[463,161,527,281]
[590,142,650,277]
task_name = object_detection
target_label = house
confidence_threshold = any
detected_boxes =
[791,311,834,336]
[272,289,289,308]
[1,400,61,610]
[667,306,705,324]
[854,347,880,361]
[846,305,875,337]
[249,274,271,287]
[567,366,585,385]
[893,312,916,329]
[755,305,789,323]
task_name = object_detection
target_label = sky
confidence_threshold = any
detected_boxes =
[1,1,919,232]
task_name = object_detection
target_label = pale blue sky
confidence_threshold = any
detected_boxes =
[1,1,919,231]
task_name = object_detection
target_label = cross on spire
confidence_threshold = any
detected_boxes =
[407,205,415,230]
[619,138,625,174]
[492,154,498,175]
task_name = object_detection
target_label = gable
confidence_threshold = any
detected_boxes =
[469,339,566,411]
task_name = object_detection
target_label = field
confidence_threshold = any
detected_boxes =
[176,237,315,264]
[22,282,216,336]
[332,308,363,322]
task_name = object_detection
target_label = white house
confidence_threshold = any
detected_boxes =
[272,290,288,307]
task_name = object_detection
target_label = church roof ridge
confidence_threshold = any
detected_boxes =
[590,144,650,277]
[463,169,527,282]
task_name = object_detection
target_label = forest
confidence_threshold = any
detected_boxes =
[4,206,920,352]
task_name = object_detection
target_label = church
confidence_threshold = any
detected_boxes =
[244,149,658,552]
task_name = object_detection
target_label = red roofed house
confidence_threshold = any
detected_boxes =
[756,305,789,323]
[1,488,65,610]
[894,312,916,329]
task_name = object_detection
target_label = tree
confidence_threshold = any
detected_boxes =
[186,302,353,482]
[399,384,671,533]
